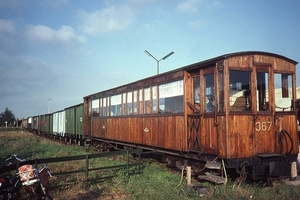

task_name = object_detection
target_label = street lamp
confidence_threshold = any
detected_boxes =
[144,50,174,74]
[48,98,51,114]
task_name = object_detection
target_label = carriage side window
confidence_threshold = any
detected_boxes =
[139,89,143,114]
[159,80,184,113]
[88,99,92,117]
[133,90,138,115]
[229,70,251,111]
[103,97,107,116]
[194,77,200,104]
[257,72,269,111]
[127,91,133,115]
[152,86,157,113]
[92,99,99,117]
[122,93,126,115]
[110,94,121,116]
[99,98,103,116]
[274,73,293,111]
[204,74,214,112]
[144,87,151,114]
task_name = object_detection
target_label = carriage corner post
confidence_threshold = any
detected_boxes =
[25,51,299,185]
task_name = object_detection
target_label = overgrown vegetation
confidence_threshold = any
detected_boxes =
[1,129,299,200]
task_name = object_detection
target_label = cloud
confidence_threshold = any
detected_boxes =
[43,0,70,9]
[26,25,86,44]
[0,0,23,9]
[189,20,204,29]
[0,19,23,55]
[177,0,199,13]
[79,5,134,35]
[177,0,222,13]
[0,52,67,98]
[0,19,16,33]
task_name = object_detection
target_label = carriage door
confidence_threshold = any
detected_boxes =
[187,76,202,151]
[202,72,218,154]
[254,69,275,154]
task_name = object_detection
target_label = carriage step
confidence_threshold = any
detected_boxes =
[205,161,222,170]
[198,174,226,184]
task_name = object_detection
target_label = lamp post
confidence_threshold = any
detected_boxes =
[48,98,51,114]
[144,50,174,74]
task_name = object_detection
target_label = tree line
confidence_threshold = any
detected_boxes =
[0,107,21,127]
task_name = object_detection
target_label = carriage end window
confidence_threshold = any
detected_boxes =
[229,70,251,112]
[257,71,269,111]
[275,73,293,111]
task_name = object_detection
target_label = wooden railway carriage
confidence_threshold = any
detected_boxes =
[84,51,298,181]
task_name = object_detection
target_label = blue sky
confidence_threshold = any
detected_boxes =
[0,0,300,119]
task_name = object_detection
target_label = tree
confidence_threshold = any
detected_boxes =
[0,107,15,127]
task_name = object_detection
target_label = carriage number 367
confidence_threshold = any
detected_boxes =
[255,121,272,132]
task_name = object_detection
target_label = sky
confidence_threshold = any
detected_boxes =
[0,0,300,119]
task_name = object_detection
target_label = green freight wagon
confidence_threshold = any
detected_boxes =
[65,103,84,144]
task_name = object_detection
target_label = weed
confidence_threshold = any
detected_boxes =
[1,129,299,200]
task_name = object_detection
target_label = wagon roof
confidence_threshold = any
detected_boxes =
[183,51,298,69]
[84,51,298,98]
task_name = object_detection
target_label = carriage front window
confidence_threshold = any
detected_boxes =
[274,73,293,111]
[229,70,251,111]
[257,71,269,111]
[205,74,214,112]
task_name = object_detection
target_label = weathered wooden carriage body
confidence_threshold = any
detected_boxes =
[84,51,298,179]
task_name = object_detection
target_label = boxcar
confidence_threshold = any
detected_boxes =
[36,114,52,134]
[65,103,84,142]
[31,115,39,132]
[25,117,33,130]
[21,118,27,129]
[53,110,65,137]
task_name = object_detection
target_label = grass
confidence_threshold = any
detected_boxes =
[0,129,299,200]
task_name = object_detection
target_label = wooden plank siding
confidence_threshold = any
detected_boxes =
[274,114,298,155]
[83,51,298,165]
[90,115,185,151]
[227,115,254,159]
[201,116,218,155]
[216,115,226,158]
